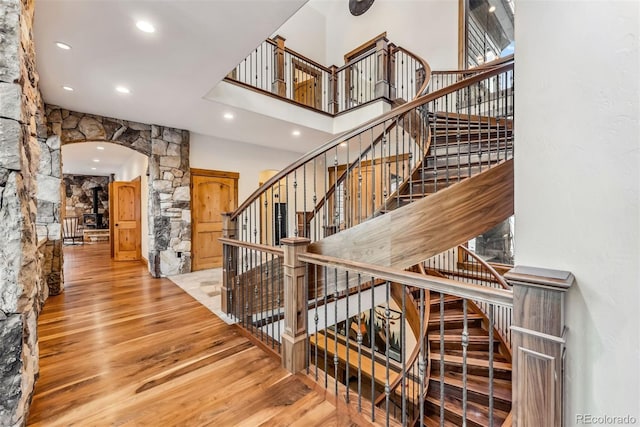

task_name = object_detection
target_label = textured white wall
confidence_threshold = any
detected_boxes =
[189,133,303,202]
[514,1,639,422]
[116,152,149,266]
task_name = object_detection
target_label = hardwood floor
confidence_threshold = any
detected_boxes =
[28,243,369,426]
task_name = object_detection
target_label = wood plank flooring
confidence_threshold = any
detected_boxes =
[28,243,370,426]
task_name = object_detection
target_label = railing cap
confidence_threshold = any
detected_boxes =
[505,265,575,291]
[280,237,311,246]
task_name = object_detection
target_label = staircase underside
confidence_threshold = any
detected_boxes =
[308,159,514,271]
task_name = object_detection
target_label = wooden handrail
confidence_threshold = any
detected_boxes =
[298,252,513,307]
[308,45,432,223]
[231,60,514,220]
[431,54,514,75]
[392,45,433,97]
[283,45,333,73]
[218,237,284,256]
[457,245,510,289]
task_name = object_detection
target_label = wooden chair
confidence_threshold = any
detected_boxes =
[62,216,84,245]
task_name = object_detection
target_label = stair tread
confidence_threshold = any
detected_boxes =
[428,333,498,342]
[429,354,512,371]
[431,372,512,403]
[431,349,510,363]
[425,393,508,427]
[429,312,484,322]
[422,415,459,427]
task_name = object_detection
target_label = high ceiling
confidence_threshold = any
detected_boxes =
[34,0,332,175]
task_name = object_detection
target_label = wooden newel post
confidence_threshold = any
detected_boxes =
[281,237,310,373]
[221,213,238,314]
[505,266,575,427]
[272,35,286,97]
[375,36,390,99]
[328,65,339,114]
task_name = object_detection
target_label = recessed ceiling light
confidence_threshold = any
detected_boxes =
[93,159,100,163]
[223,112,234,120]
[62,86,74,91]
[488,5,496,12]
[115,86,130,94]
[136,21,156,33]
[91,167,97,170]
[292,130,301,136]
[339,142,347,147]
[96,146,105,150]
[55,42,71,50]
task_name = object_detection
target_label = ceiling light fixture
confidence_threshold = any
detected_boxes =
[488,5,496,12]
[136,21,156,33]
[339,142,347,147]
[93,159,100,163]
[91,167,97,170]
[97,146,105,150]
[223,112,234,120]
[292,130,301,136]
[62,86,74,91]
[55,42,71,50]
[115,86,130,94]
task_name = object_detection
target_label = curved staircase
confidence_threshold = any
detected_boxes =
[223,54,517,426]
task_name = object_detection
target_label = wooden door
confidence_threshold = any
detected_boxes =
[191,169,239,271]
[110,179,141,261]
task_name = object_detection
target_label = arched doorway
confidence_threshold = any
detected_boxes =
[45,105,191,278]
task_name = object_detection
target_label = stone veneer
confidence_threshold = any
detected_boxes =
[46,106,192,277]
[63,174,110,226]
[0,0,47,424]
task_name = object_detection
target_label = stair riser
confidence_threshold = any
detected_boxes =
[431,364,511,381]
[423,399,486,427]
[430,341,501,353]
[428,380,511,412]
[427,319,484,331]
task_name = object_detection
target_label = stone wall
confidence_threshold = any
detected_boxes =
[46,106,191,277]
[0,0,46,424]
[63,174,109,226]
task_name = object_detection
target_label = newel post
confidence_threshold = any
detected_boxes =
[328,65,339,114]
[505,266,575,427]
[272,35,287,97]
[281,237,310,373]
[375,36,390,99]
[221,213,238,314]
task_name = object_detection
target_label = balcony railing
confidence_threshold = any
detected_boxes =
[225,34,430,116]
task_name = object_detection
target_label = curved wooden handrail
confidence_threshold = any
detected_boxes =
[431,54,514,75]
[457,245,510,289]
[392,45,433,97]
[231,59,514,220]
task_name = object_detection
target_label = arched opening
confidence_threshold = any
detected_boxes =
[45,105,192,283]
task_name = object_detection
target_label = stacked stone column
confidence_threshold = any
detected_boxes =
[0,0,46,423]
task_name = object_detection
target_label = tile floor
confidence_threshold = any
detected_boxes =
[168,267,236,324]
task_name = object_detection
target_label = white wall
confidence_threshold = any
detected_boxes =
[515,1,639,423]
[189,133,303,202]
[309,0,458,70]
[115,152,149,265]
[272,4,327,64]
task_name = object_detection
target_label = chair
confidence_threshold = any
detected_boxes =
[62,216,84,245]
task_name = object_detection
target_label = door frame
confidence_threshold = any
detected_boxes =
[190,168,239,270]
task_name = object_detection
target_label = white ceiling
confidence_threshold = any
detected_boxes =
[35,0,333,174]
[62,141,144,176]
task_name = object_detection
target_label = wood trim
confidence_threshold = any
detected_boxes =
[232,61,514,220]
[458,0,468,69]
[307,159,514,277]
[190,168,239,179]
[140,256,148,268]
[344,31,387,62]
